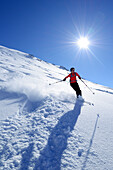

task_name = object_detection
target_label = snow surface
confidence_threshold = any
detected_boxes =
[0,45,113,170]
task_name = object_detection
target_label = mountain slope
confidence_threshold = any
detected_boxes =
[0,45,113,170]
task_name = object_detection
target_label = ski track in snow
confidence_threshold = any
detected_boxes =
[0,45,113,170]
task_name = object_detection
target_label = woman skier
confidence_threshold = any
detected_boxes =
[63,67,82,98]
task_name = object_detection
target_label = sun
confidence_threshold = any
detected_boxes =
[77,37,90,49]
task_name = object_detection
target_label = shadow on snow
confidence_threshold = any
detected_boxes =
[96,88,113,95]
[81,114,99,170]
[20,143,34,170]
[34,100,84,170]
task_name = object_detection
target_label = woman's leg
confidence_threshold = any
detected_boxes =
[70,83,82,97]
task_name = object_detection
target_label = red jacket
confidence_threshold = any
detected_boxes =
[65,72,81,83]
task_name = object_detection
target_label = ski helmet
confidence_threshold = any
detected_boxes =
[70,67,75,72]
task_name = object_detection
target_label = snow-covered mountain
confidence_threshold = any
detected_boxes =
[0,45,113,170]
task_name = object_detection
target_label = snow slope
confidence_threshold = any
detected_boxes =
[0,45,113,170]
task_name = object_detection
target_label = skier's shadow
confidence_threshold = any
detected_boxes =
[20,142,34,170]
[34,100,84,170]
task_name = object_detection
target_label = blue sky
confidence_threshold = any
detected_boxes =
[0,0,113,88]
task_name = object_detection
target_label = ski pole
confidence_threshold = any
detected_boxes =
[80,79,95,95]
[49,80,63,86]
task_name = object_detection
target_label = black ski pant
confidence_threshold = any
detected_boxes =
[70,82,82,97]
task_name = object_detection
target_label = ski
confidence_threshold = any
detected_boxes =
[76,98,94,106]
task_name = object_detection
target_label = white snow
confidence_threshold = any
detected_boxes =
[0,45,113,170]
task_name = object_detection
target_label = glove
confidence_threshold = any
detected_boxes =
[79,77,81,79]
[63,78,66,81]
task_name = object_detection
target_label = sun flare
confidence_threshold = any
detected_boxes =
[77,37,90,49]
